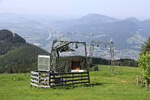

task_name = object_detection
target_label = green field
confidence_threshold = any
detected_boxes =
[0,65,150,100]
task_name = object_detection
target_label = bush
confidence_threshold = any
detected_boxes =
[89,65,99,71]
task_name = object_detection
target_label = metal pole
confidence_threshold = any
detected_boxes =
[84,42,88,71]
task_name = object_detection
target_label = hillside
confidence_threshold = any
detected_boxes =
[0,30,26,55]
[0,29,49,73]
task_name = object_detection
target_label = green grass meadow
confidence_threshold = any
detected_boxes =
[0,65,150,100]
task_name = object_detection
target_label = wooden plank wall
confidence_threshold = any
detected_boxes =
[30,71,90,88]
[30,71,50,88]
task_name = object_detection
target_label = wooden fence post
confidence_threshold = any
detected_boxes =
[145,79,149,88]
[140,78,143,87]
[136,75,139,85]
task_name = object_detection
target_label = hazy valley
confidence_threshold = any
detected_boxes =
[0,13,150,60]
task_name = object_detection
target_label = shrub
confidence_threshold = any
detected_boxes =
[89,65,99,71]
[139,52,150,80]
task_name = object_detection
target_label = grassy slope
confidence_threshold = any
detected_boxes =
[0,65,150,100]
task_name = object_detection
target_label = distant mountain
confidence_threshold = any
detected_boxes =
[52,14,118,32]
[0,13,149,60]
[0,29,49,73]
[80,14,117,23]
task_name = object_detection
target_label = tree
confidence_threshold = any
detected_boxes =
[139,37,150,81]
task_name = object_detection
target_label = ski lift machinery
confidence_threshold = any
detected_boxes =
[30,40,90,88]
[50,40,89,73]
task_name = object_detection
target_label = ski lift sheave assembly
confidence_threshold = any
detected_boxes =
[50,40,89,72]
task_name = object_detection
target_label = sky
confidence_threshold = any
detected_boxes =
[0,0,149,20]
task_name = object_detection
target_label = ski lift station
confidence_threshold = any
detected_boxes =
[30,40,90,88]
